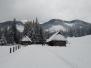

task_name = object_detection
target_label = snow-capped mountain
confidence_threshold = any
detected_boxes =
[20,19,28,24]
[41,19,91,37]
[16,24,24,32]
[0,20,24,44]
[0,20,24,33]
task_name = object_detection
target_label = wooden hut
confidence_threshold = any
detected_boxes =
[46,32,67,46]
[20,36,32,45]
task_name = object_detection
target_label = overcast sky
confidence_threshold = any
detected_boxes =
[0,0,91,23]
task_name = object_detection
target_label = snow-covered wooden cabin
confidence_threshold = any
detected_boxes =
[46,32,67,46]
[20,36,32,45]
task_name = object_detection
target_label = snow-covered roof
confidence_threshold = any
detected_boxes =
[47,32,66,42]
[21,36,32,42]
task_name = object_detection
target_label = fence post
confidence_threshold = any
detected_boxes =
[18,45,19,49]
[10,48,12,53]
[13,47,14,52]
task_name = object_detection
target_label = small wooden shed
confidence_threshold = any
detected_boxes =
[20,36,32,45]
[46,32,67,46]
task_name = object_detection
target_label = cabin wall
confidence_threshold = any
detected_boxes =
[19,41,31,45]
[47,41,66,46]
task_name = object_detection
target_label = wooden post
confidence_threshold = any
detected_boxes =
[18,45,19,49]
[13,47,14,52]
[10,48,12,53]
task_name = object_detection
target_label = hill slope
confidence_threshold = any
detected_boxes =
[42,19,91,37]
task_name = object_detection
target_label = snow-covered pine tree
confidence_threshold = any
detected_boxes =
[30,18,46,44]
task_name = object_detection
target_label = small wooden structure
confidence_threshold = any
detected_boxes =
[20,36,32,45]
[46,32,67,46]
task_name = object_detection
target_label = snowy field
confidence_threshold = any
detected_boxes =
[0,35,91,68]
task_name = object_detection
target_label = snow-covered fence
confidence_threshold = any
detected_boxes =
[9,45,21,53]
[0,44,27,59]
[0,45,23,60]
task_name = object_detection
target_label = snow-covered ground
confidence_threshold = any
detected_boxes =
[0,35,91,68]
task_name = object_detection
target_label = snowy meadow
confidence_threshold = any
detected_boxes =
[0,35,91,68]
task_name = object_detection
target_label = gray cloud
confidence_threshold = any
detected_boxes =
[0,0,91,23]
[0,0,15,21]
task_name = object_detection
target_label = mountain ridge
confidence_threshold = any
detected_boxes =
[41,19,91,37]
